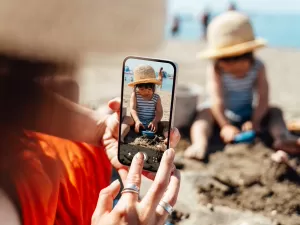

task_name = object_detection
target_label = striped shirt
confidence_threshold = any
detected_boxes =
[221,59,263,122]
[136,92,159,126]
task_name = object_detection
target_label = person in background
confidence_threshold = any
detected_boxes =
[0,0,181,224]
[200,8,211,40]
[228,2,237,11]
[184,11,300,161]
[171,16,180,36]
[158,67,164,89]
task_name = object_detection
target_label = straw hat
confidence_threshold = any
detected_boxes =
[128,65,161,87]
[0,0,165,63]
[197,11,267,59]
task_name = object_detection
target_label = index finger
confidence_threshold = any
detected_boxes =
[141,148,175,213]
[121,152,144,202]
[169,128,181,148]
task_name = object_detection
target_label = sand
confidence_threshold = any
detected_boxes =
[78,40,300,225]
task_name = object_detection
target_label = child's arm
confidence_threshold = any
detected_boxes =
[208,65,229,128]
[130,92,140,123]
[252,64,269,128]
[148,96,163,132]
[153,96,163,123]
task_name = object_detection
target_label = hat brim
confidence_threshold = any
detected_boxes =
[197,38,267,59]
[128,78,162,87]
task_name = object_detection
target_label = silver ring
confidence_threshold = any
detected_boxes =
[158,200,174,215]
[121,189,139,194]
[121,183,140,195]
[123,184,139,192]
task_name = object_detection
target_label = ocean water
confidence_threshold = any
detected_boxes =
[165,12,300,49]
[124,75,174,92]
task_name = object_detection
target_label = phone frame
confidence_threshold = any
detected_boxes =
[118,55,177,172]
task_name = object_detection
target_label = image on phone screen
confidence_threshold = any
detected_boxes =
[118,56,177,172]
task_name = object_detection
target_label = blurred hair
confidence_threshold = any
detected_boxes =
[0,53,76,126]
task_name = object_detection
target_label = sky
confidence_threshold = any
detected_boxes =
[125,58,175,76]
[168,0,300,16]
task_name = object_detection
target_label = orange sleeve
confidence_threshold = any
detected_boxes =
[11,131,112,225]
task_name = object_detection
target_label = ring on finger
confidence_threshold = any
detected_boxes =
[121,183,140,195]
[121,189,139,194]
[158,200,174,215]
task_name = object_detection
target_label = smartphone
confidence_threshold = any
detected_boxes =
[118,56,177,172]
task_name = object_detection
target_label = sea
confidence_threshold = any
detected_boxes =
[124,74,174,92]
[165,12,300,49]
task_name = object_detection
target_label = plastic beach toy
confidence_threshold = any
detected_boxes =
[141,130,155,138]
[233,131,256,143]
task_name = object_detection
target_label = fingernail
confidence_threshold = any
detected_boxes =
[111,179,120,187]
[112,179,120,185]
[166,148,175,159]
[174,128,180,137]
[135,152,144,160]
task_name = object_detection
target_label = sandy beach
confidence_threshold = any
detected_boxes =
[78,40,300,121]
[78,40,300,225]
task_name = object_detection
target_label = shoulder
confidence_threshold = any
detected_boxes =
[153,93,160,101]
[253,58,265,71]
[131,91,136,98]
[207,63,221,78]
[0,189,21,225]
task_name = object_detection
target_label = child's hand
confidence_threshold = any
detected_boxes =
[135,120,145,133]
[220,124,240,143]
[148,121,158,132]
[242,121,253,131]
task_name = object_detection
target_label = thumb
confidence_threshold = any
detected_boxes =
[108,97,120,113]
[93,179,121,217]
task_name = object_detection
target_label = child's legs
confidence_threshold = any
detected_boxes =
[184,108,214,160]
[120,116,135,142]
[266,107,300,154]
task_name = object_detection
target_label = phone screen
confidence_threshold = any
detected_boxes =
[118,56,177,172]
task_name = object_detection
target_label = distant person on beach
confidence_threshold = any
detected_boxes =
[158,67,164,89]
[184,11,300,161]
[228,2,237,11]
[200,9,211,40]
[171,16,180,36]
[121,65,163,142]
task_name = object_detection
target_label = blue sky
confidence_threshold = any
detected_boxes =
[168,0,300,16]
[125,59,175,76]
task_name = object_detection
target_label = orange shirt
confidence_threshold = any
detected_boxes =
[2,130,112,225]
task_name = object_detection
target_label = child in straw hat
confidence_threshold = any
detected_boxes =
[121,65,163,142]
[184,11,300,161]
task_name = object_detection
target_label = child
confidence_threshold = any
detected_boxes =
[184,11,300,160]
[121,65,163,142]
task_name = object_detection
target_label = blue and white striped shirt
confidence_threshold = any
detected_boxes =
[221,59,263,122]
[136,92,159,126]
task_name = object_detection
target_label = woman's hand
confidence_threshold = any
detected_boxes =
[92,149,180,225]
[99,98,181,181]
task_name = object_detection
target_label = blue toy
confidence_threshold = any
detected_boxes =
[141,130,155,138]
[233,131,256,143]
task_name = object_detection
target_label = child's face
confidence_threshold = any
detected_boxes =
[217,53,252,78]
[136,83,154,97]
